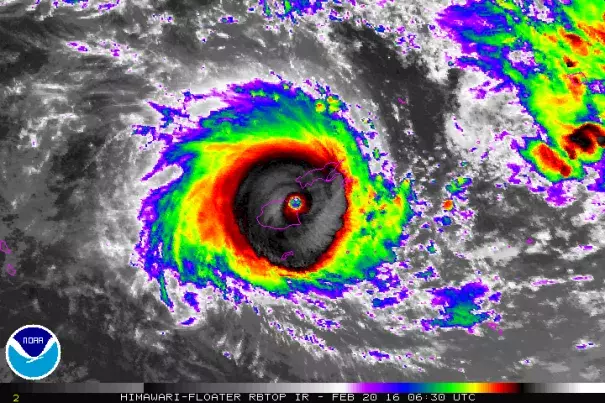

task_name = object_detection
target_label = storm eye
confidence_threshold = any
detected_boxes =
[283,192,311,224]
[288,196,302,210]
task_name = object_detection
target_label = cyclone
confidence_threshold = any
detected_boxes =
[134,79,414,306]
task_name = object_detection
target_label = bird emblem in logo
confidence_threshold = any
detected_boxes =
[5,325,61,380]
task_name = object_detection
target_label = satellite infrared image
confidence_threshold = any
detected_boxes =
[0,0,604,401]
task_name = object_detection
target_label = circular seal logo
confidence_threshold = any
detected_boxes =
[5,325,61,380]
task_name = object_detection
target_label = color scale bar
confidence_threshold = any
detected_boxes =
[5,383,605,394]
[530,384,605,393]
[349,383,521,394]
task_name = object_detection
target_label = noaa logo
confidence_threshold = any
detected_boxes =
[5,325,61,380]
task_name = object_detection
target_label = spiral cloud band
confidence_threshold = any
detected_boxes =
[134,79,414,307]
